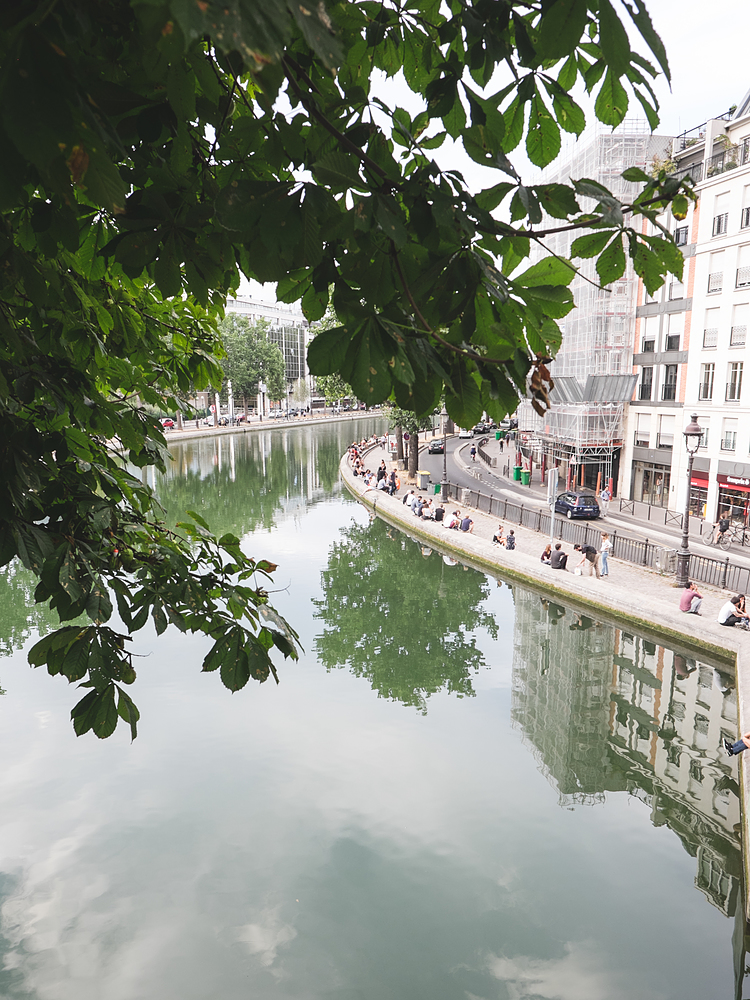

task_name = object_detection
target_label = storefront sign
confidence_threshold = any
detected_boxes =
[717,474,750,490]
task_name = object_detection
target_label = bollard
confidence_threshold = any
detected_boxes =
[722,556,729,590]
[643,538,649,566]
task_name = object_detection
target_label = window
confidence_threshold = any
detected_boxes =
[713,213,729,236]
[675,226,689,246]
[665,334,680,351]
[661,365,678,401]
[709,250,724,292]
[657,413,675,448]
[703,328,718,347]
[737,245,750,288]
[634,413,650,447]
[699,363,715,400]
[698,426,710,449]
[642,339,655,353]
[708,272,723,292]
[727,361,743,401]
[722,419,738,450]
[639,367,653,400]
[669,280,684,300]
[731,326,747,346]
[731,303,748,347]
[742,207,750,230]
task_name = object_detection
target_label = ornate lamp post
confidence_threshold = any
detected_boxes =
[676,414,703,589]
[441,404,448,500]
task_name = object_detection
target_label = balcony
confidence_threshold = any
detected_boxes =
[708,272,723,293]
[726,384,742,402]
[703,328,718,348]
[737,266,750,289]
[656,432,674,449]
[638,383,652,401]
[730,325,747,347]
[661,384,677,401]
[722,434,737,452]
[706,138,750,177]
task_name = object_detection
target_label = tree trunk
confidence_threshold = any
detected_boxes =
[396,426,404,469]
[408,432,419,478]
[243,394,248,421]
[176,410,183,430]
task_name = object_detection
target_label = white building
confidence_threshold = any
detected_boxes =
[623,94,750,523]
[225,297,310,398]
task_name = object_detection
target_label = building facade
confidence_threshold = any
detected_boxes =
[225,297,310,394]
[623,95,750,523]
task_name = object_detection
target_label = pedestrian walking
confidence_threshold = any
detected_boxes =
[600,533,611,577]
[599,485,611,516]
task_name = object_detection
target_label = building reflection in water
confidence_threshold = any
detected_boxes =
[510,589,748,999]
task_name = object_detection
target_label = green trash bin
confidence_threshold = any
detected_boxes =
[521,470,531,486]
[513,466,522,481]
[495,431,501,440]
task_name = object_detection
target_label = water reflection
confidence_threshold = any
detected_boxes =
[155,420,385,535]
[510,589,746,994]
[313,518,498,712]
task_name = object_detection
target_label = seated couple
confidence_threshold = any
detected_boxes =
[492,525,516,550]
[540,542,567,569]
[447,510,474,532]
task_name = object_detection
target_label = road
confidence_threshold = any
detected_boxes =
[416,432,750,574]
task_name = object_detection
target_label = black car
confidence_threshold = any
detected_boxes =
[472,422,486,435]
[554,491,601,520]
[428,439,444,454]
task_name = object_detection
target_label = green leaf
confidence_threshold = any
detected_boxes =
[445,360,482,428]
[536,0,588,59]
[86,581,113,624]
[314,151,363,190]
[219,631,250,691]
[621,0,671,82]
[551,92,585,136]
[526,93,560,168]
[301,283,329,322]
[71,684,119,739]
[443,95,466,140]
[622,167,649,182]
[375,195,407,247]
[342,319,393,404]
[596,236,626,284]
[594,69,629,127]
[514,256,574,287]
[117,687,140,741]
[475,182,515,212]
[307,324,352,376]
[154,247,182,298]
[557,54,578,91]
[571,230,613,258]
[502,96,525,153]
[597,0,631,76]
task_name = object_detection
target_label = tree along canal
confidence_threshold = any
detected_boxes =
[0,419,746,999]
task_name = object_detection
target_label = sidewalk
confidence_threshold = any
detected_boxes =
[342,446,750,914]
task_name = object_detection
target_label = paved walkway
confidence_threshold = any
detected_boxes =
[345,444,750,913]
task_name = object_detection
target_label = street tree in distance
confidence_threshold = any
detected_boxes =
[387,406,435,479]
[0,0,691,737]
[219,316,286,417]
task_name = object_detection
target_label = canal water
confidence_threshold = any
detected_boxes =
[0,420,745,999]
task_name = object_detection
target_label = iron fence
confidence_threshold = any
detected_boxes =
[441,481,750,589]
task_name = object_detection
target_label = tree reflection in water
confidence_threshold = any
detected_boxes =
[313,518,498,712]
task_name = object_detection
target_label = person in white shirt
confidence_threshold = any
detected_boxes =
[717,595,750,628]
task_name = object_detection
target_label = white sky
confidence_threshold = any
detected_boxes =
[241,0,750,302]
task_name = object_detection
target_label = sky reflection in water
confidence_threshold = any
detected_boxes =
[0,420,743,1000]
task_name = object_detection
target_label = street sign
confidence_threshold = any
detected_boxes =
[403,432,410,441]
[209,404,216,413]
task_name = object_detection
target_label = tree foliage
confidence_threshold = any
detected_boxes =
[0,0,690,736]
[219,315,286,403]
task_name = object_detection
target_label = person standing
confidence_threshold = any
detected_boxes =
[679,581,703,615]
[599,485,611,516]
[600,533,612,577]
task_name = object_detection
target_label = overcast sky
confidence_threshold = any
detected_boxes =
[241,0,749,302]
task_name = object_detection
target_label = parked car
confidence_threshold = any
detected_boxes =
[472,422,486,435]
[428,440,444,454]
[160,417,174,429]
[554,491,601,520]
[458,427,473,438]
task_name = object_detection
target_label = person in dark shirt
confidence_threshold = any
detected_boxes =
[434,506,445,522]
[574,543,600,579]
[505,530,516,550]
[460,516,474,533]
[549,543,567,570]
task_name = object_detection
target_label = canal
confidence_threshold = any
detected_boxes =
[0,419,745,999]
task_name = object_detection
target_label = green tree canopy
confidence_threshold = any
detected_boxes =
[0,0,689,737]
[219,315,286,403]
[314,519,498,712]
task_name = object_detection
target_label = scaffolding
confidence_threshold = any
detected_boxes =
[530,122,673,382]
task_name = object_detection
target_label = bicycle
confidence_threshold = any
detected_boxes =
[702,522,747,550]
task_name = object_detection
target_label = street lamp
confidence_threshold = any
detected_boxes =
[676,413,703,589]
[441,404,448,500]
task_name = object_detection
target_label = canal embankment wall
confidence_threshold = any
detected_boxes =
[162,410,385,445]
[339,451,750,917]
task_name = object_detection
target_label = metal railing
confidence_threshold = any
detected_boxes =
[703,327,718,347]
[477,438,496,468]
[730,325,747,347]
[708,272,723,293]
[661,384,677,401]
[638,382,652,400]
[437,480,750,593]
[706,139,750,177]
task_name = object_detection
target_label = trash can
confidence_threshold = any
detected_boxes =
[418,470,430,490]
[513,466,522,481]
[495,431,501,440]
[521,470,531,486]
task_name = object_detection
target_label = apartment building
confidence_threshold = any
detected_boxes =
[225,296,309,394]
[623,94,750,522]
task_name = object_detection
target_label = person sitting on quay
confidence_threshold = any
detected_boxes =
[505,530,516,550]
[376,475,388,492]
[549,543,567,570]
[460,515,474,533]
[446,510,462,530]
[540,544,552,565]
[717,595,750,629]
[422,499,434,520]
[492,525,505,546]
[573,543,600,578]
[679,581,703,616]
[724,732,750,756]
[402,489,415,506]
[434,504,445,523]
